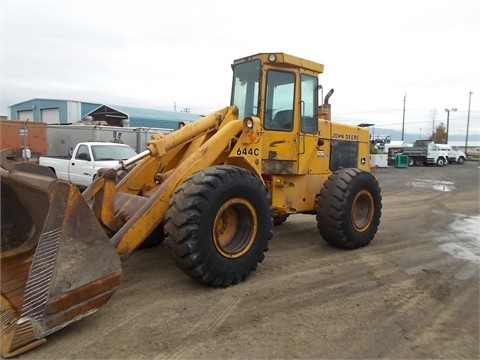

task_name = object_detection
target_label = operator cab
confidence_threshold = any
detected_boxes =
[230,53,323,134]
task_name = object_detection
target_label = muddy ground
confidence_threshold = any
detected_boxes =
[16,161,479,360]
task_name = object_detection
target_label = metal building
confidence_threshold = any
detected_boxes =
[8,99,204,130]
[85,104,202,128]
[8,98,101,124]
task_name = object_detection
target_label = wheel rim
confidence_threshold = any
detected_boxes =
[351,190,375,232]
[213,197,258,258]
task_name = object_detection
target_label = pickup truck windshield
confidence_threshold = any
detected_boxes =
[91,145,137,161]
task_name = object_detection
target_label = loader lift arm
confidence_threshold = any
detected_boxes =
[92,106,250,257]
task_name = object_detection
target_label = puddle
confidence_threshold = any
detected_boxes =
[410,178,456,192]
[439,215,480,265]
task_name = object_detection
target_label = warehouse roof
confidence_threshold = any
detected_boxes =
[87,104,204,129]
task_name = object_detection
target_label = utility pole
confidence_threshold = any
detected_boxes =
[401,94,406,141]
[465,91,473,155]
[445,107,457,143]
[22,119,29,162]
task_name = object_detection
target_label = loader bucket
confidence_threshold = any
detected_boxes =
[0,167,122,358]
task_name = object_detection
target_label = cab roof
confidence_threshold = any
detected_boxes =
[232,52,324,74]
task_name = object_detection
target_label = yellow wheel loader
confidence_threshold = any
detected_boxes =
[0,52,382,357]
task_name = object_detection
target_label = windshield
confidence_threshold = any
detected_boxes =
[91,144,137,161]
[231,59,261,120]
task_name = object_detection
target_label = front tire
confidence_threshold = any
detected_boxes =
[436,157,446,167]
[316,168,382,249]
[165,165,273,287]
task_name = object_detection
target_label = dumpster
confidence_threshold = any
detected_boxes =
[395,153,409,168]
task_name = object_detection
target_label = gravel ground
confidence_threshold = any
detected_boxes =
[14,161,480,360]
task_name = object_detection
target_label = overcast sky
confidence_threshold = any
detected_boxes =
[1,0,479,138]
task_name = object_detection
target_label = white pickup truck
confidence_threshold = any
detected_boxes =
[38,142,137,187]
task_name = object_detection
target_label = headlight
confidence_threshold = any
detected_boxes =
[243,117,254,129]
[268,53,277,62]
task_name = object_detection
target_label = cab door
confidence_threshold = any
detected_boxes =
[298,73,322,175]
[69,144,95,187]
[261,69,298,175]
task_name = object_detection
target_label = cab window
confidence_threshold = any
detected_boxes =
[231,59,261,120]
[264,70,295,131]
[75,145,90,161]
[300,74,318,133]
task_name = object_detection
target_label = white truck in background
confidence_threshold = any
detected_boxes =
[436,144,467,164]
[402,140,450,167]
[38,142,137,187]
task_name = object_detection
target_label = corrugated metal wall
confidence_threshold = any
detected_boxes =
[9,99,102,124]
[45,125,172,156]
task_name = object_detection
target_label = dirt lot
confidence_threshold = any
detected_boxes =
[16,161,479,360]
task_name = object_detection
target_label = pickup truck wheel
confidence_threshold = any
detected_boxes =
[164,165,273,287]
[457,157,465,165]
[316,168,382,249]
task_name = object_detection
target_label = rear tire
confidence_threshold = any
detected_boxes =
[316,168,382,249]
[165,165,273,287]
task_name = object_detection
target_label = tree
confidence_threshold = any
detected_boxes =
[430,122,447,143]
